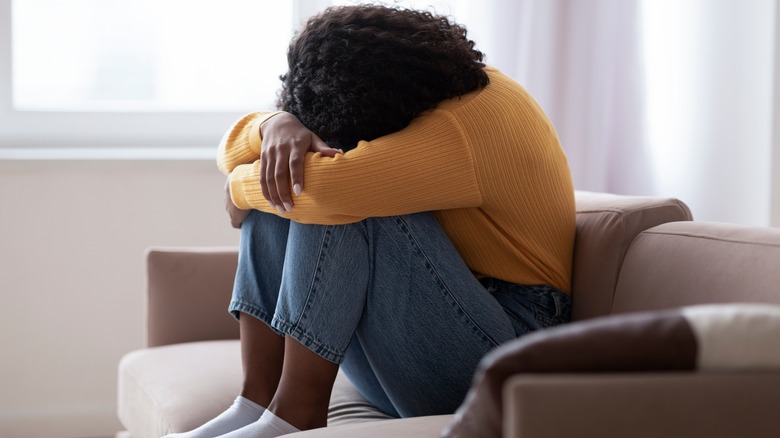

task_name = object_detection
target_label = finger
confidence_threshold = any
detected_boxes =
[274,149,293,212]
[225,178,234,215]
[230,206,242,229]
[259,151,272,206]
[232,209,250,229]
[289,149,304,197]
[263,149,285,214]
[310,134,342,157]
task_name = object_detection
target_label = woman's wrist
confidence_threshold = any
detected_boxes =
[259,111,286,140]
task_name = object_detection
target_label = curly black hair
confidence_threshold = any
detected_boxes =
[278,4,489,149]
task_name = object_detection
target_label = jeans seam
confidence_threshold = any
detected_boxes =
[272,317,343,363]
[278,225,346,364]
[228,299,283,335]
[394,216,501,348]
[290,225,332,328]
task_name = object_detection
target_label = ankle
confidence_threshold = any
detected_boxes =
[268,401,328,430]
[240,388,273,408]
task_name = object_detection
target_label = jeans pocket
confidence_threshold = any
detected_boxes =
[486,279,572,335]
[521,286,572,327]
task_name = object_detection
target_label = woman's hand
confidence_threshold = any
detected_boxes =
[260,112,341,213]
[225,176,250,228]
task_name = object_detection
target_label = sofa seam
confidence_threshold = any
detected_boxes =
[641,229,780,248]
[577,202,692,218]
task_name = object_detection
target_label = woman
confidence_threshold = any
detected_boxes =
[169,4,575,438]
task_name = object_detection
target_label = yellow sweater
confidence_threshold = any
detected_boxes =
[218,67,575,292]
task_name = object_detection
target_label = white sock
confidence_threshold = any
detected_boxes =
[162,396,265,438]
[217,410,300,438]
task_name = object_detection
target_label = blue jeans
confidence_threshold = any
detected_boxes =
[229,210,571,418]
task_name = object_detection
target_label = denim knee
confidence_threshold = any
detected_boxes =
[228,210,291,333]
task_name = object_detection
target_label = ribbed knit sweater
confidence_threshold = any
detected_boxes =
[218,67,575,292]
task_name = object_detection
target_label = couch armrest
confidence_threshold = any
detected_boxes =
[146,247,240,347]
[572,191,693,320]
[503,372,780,438]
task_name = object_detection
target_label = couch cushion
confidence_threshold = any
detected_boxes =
[118,340,391,438]
[503,372,780,438]
[612,221,780,314]
[442,303,780,438]
[118,340,244,438]
[681,304,780,370]
[286,415,452,438]
[572,191,692,320]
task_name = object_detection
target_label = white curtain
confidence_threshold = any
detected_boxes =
[454,0,776,226]
[640,0,775,226]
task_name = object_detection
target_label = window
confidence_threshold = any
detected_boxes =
[1,0,298,149]
[12,0,293,112]
[0,0,461,151]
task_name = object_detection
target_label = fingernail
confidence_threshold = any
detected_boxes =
[283,202,293,213]
[293,183,302,196]
[276,205,286,215]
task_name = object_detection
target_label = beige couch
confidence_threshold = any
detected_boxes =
[117,191,780,438]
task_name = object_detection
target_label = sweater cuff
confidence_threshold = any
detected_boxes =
[230,162,264,210]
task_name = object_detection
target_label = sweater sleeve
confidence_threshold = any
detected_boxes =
[228,109,483,225]
[217,111,282,174]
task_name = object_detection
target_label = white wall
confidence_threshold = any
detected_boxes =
[773,0,780,227]
[0,158,239,438]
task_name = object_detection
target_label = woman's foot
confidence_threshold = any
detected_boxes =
[162,396,265,438]
[217,410,300,438]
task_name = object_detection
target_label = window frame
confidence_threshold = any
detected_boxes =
[0,0,332,151]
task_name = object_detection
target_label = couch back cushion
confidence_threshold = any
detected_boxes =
[611,221,780,314]
[572,191,692,321]
[147,247,240,347]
